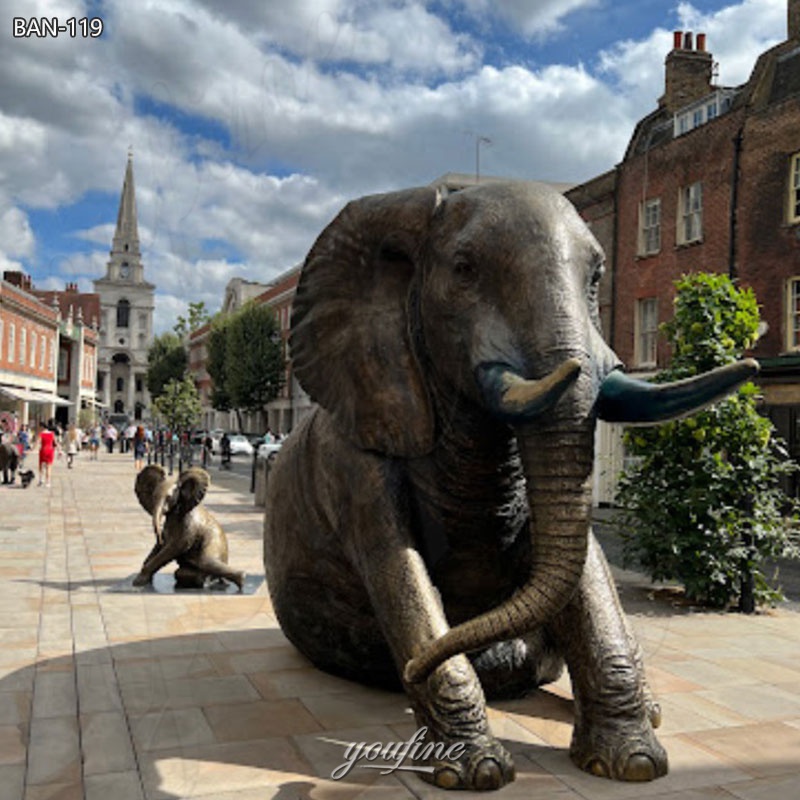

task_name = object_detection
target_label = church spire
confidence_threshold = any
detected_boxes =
[112,149,139,254]
[106,150,143,282]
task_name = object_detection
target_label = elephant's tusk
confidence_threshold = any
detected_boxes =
[477,358,582,421]
[595,359,759,424]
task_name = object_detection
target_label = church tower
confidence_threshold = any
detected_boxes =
[93,151,155,422]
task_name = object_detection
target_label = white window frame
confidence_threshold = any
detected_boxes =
[678,182,703,244]
[19,328,26,366]
[639,198,661,255]
[635,298,659,368]
[673,89,735,137]
[39,337,45,370]
[30,331,37,368]
[789,153,800,224]
[787,277,800,351]
[8,324,15,363]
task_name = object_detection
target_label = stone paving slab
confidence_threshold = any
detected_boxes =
[1,452,800,799]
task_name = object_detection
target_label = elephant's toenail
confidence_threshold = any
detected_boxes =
[649,703,663,728]
[473,758,503,790]
[623,754,656,782]
[588,758,609,778]
[435,767,460,789]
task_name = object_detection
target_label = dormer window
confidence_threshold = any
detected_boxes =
[674,90,735,137]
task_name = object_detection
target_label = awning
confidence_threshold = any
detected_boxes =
[0,385,73,406]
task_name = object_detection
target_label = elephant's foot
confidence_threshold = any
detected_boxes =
[417,734,515,791]
[132,571,152,587]
[408,657,515,790]
[570,654,668,782]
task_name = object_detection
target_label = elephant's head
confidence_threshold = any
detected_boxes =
[290,181,757,683]
[135,465,210,542]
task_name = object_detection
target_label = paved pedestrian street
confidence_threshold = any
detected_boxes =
[1,452,800,799]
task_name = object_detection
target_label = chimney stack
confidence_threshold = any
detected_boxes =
[660,30,714,113]
[790,0,800,40]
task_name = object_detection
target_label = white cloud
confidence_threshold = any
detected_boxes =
[597,0,785,113]
[676,0,786,85]
[0,206,35,259]
[456,0,601,38]
[0,0,788,334]
[57,251,108,279]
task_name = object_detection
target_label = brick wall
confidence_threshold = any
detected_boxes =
[0,282,59,380]
[613,109,745,367]
[736,101,800,357]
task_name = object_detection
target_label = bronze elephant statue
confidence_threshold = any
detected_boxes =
[263,181,757,789]
[134,465,244,590]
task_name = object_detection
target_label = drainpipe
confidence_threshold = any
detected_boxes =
[610,167,619,349]
[729,127,744,280]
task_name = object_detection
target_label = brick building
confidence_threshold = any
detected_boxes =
[0,274,98,429]
[188,265,311,436]
[570,0,800,501]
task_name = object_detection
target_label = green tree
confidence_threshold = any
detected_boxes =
[225,302,285,430]
[207,314,232,414]
[205,304,284,430]
[174,301,211,339]
[616,273,799,611]
[153,376,201,433]
[146,332,188,400]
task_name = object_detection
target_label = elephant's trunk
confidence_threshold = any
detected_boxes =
[402,355,760,684]
[404,397,594,684]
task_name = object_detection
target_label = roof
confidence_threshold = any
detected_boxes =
[32,290,101,328]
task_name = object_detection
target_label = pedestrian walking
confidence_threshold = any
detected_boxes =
[133,425,148,472]
[105,423,117,454]
[37,421,60,487]
[64,423,80,469]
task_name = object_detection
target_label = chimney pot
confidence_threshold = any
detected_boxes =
[674,30,683,49]
[661,29,714,112]
[697,32,706,51]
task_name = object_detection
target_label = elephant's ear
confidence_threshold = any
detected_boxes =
[134,464,168,516]
[291,187,439,456]
[174,467,210,513]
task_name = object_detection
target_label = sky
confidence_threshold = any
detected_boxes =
[0,0,790,333]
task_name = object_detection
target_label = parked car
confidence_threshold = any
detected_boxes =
[227,434,253,456]
[257,439,283,462]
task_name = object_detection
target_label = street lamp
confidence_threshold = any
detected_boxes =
[475,135,492,183]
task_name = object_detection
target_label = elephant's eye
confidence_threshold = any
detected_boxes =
[453,258,477,282]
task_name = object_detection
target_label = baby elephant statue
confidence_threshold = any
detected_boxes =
[264,181,758,789]
[134,464,244,590]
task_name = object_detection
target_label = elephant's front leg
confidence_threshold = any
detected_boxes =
[133,537,182,586]
[548,532,668,781]
[350,475,514,789]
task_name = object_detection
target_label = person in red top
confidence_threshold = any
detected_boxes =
[37,421,60,488]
